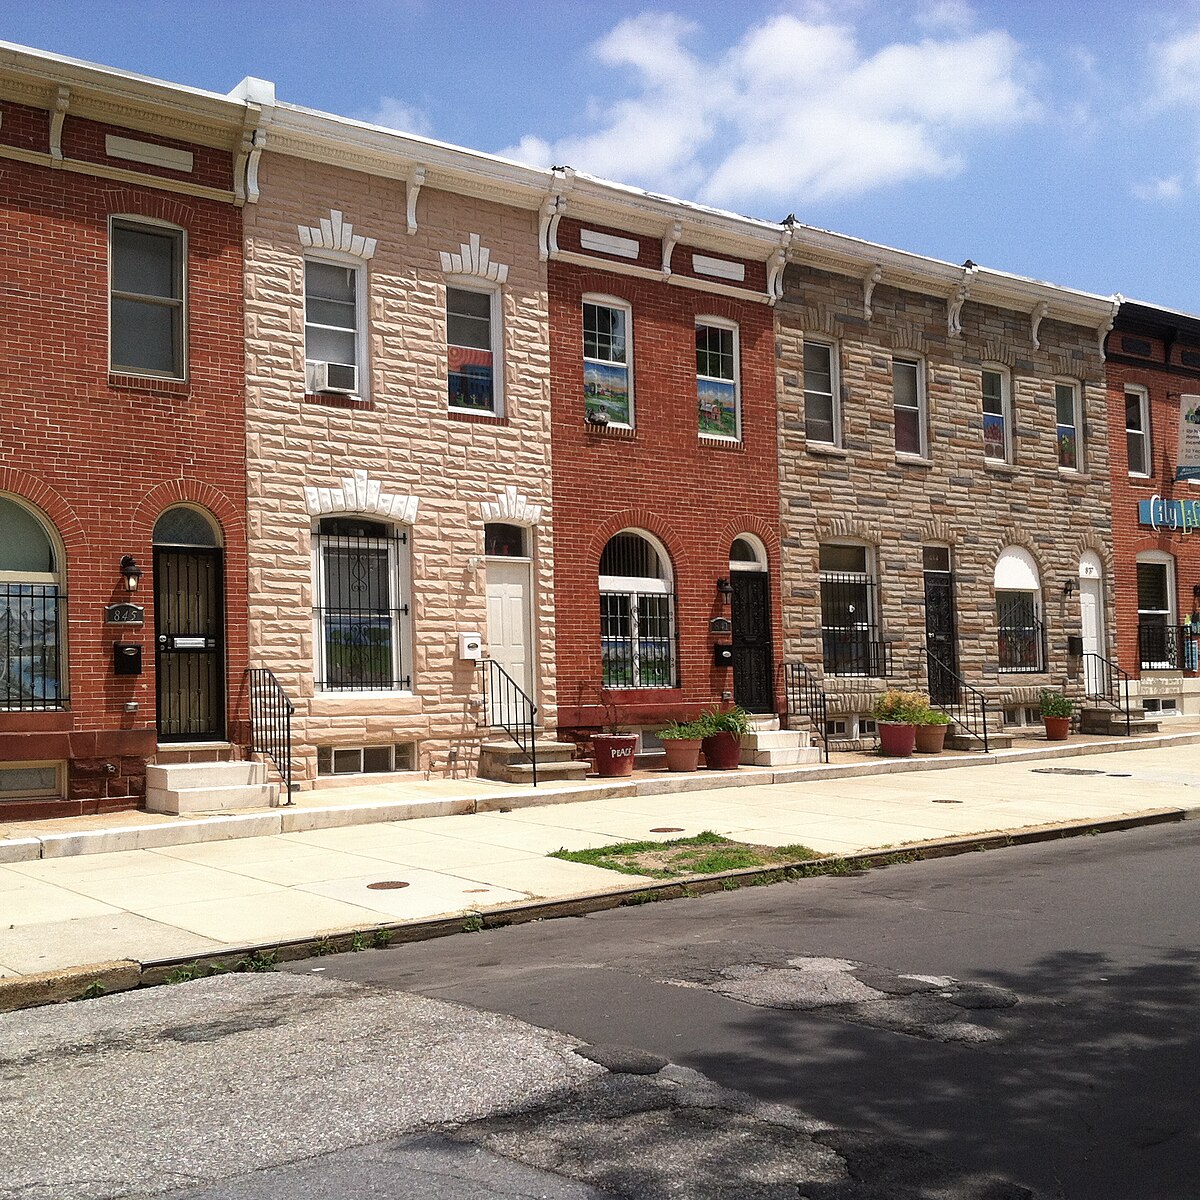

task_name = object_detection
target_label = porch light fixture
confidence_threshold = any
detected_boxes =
[119,555,143,593]
[1063,579,1075,598]
[716,577,734,604]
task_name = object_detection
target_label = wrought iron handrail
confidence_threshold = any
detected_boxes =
[1137,622,1196,671]
[920,648,990,752]
[247,668,294,804]
[479,658,538,787]
[778,660,829,762]
[1081,651,1131,735]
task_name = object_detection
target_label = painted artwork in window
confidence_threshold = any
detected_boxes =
[447,287,495,411]
[1055,383,1079,470]
[696,323,738,439]
[583,302,631,426]
[893,359,923,456]
[982,369,1008,461]
[804,342,837,445]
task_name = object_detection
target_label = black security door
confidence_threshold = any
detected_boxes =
[731,572,773,713]
[923,547,959,706]
[154,547,225,740]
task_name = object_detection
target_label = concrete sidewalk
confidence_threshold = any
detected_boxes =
[2,740,1198,990]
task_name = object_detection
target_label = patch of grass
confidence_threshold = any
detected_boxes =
[372,928,394,948]
[551,832,821,880]
[461,914,484,932]
[79,981,107,1000]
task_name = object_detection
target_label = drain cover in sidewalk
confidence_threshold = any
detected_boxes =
[367,880,411,890]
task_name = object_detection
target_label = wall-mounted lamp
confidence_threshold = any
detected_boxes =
[1063,579,1075,598]
[716,577,734,605]
[119,555,143,593]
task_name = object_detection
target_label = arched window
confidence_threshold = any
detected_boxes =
[0,496,65,709]
[598,531,676,688]
[995,547,1044,673]
[729,535,767,571]
[153,505,221,547]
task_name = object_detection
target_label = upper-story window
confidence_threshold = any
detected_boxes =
[305,259,364,396]
[804,341,839,446]
[893,357,926,457]
[110,218,185,379]
[982,366,1013,463]
[447,286,501,414]
[1055,381,1083,470]
[1125,386,1151,477]
[583,298,633,427]
[696,319,740,441]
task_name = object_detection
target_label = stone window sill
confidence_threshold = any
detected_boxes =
[450,408,507,426]
[304,392,374,411]
[806,442,849,459]
[983,460,1019,476]
[895,453,933,468]
[109,372,189,396]
[699,435,743,451]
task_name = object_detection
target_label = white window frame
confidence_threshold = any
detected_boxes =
[1136,550,1176,670]
[696,316,741,443]
[447,282,504,416]
[108,214,187,380]
[582,294,634,429]
[1125,384,1151,478]
[598,530,677,689]
[803,338,840,447]
[1054,379,1084,472]
[303,251,368,400]
[892,356,927,458]
[818,541,880,678]
[981,364,1013,464]
[0,760,65,799]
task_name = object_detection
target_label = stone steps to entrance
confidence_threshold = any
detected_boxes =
[739,720,822,768]
[477,741,590,784]
[152,742,238,765]
[946,731,1016,751]
[1078,708,1160,737]
[144,760,279,815]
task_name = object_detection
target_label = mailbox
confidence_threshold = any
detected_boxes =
[113,643,143,675]
[458,632,483,661]
[1066,635,1084,657]
[712,642,734,667]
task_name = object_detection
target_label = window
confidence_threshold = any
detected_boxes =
[1125,386,1150,476]
[995,546,1044,673]
[982,367,1012,463]
[893,358,926,457]
[447,286,500,413]
[1055,381,1082,470]
[819,543,882,676]
[0,761,64,800]
[804,341,839,445]
[110,218,184,378]
[305,259,363,394]
[598,531,677,688]
[0,496,66,710]
[696,320,740,440]
[583,298,632,426]
[317,743,416,776]
[1137,554,1176,668]
[484,523,527,558]
[313,517,411,691]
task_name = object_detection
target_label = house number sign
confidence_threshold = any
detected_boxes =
[104,603,145,625]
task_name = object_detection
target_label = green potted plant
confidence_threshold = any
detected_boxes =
[871,689,926,757]
[591,687,640,776]
[695,705,749,770]
[913,705,951,754]
[657,719,704,772]
[1039,690,1073,741]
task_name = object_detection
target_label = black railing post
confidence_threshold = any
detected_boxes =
[247,667,294,803]
[778,660,829,763]
[478,658,538,786]
[922,647,991,752]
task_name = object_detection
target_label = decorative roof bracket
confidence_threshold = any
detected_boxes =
[1098,295,1121,359]
[661,220,681,277]
[406,165,426,235]
[948,263,978,338]
[49,86,70,165]
[1030,301,1049,350]
[235,102,272,206]
[863,264,882,319]
[540,166,575,260]
[766,223,793,304]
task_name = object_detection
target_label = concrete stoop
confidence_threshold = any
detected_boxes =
[740,717,821,767]
[946,730,1016,752]
[151,742,238,765]
[477,740,590,785]
[144,761,280,815]
[1078,707,1161,737]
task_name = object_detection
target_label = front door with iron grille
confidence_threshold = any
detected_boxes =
[731,573,773,712]
[923,548,959,706]
[154,548,225,740]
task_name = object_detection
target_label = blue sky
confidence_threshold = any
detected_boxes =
[8,1,1200,311]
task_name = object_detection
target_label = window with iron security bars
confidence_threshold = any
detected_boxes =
[600,591,679,688]
[1,584,67,710]
[313,520,411,691]
[819,572,888,676]
[996,593,1046,673]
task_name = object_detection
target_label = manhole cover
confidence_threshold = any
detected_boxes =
[932,798,962,804]
[650,827,684,833]
[1030,768,1104,776]
[367,880,410,890]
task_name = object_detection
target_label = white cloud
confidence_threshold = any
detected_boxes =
[915,1,976,35]
[1133,175,1183,202]
[357,96,433,138]
[1148,25,1200,109]
[499,11,1039,209]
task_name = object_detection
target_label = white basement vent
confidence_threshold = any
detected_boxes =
[580,228,640,260]
[692,254,745,282]
[105,135,194,174]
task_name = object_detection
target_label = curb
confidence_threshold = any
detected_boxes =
[1,805,1190,1014]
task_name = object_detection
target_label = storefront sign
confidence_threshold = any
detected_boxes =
[1176,394,1200,481]
[1139,496,1200,533]
[104,602,145,624]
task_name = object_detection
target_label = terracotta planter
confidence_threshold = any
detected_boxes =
[593,733,639,777]
[914,723,948,754]
[1043,716,1070,741]
[701,732,742,770]
[878,722,917,758]
[662,738,703,772]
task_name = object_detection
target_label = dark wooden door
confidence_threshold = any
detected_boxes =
[923,568,959,705]
[154,548,225,740]
[731,573,773,713]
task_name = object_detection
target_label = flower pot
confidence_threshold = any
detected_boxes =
[662,738,703,772]
[878,722,917,758]
[914,723,948,754]
[701,732,742,770]
[593,733,639,776]
[1043,716,1070,741]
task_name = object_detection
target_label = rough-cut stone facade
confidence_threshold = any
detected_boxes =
[776,263,1114,734]
[243,153,554,787]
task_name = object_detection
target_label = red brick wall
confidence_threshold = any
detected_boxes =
[549,250,783,732]
[0,108,246,813]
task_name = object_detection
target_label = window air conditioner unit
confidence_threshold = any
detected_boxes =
[308,361,358,395]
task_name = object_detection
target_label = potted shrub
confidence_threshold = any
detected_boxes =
[658,720,704,772]
[591,687,640,776]
[871,689,926,758]
[914,706,951,754]
[1039,690,1073,741]
[696,705,749,770]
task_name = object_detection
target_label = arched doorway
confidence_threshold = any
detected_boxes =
[728,535,773,713]
[153,505,225,741]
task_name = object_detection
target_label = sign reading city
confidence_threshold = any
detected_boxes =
[1176,393,1200,481]
[1138,495,1200,534]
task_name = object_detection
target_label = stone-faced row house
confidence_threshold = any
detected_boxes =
[4,41,1193,820]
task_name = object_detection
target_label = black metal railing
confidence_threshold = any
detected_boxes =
[920,647,990,752]
[997,603,1046,673]
[779,660,829,762]
[1081,651,1131,736]
[479,658,538,787]
[599,590,678,689]
[1137,622,1197,671]
[1,584,67,710]
[822,635,892,678]
[247,668,294,803]
[820,573,888,678]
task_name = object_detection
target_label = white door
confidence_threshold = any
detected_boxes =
[485,559,533,724]
[1079,575,1104,695]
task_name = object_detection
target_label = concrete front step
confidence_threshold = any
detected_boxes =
[479,740,580,763]
[745,715,781,732]
[144,760,278,815]
[477,741,588,784]
[739,726,820,767]
[152,742,237,765]
[945,731,1016,751]
[1079,715,1161,736]
[502,760,592,785]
